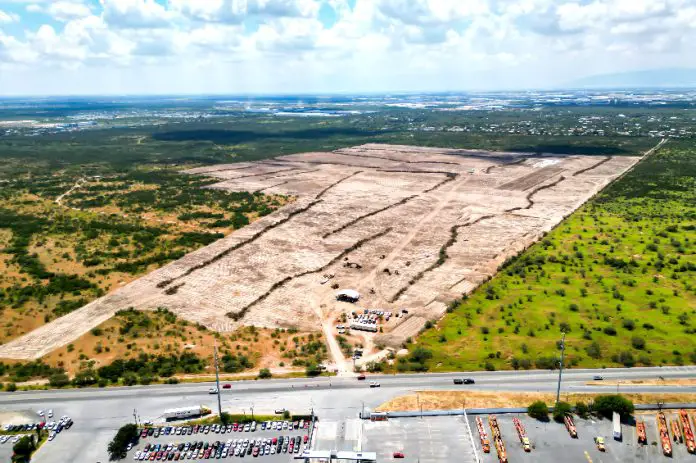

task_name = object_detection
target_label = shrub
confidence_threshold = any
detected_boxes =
[575,401,589,418]
[603,326,617,336]
[592,394,634,419]
[49,373,71,388]
[553,401,572,422]
[631,336,646,350]
[586,342,602,359]
[613,351,635,367]
[622,319,635,331]
[527,401,549,421]
[258,368,272,379]
[91,327,103,336]
[6,382,17,392]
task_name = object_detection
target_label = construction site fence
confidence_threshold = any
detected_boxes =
[366,403,696,420]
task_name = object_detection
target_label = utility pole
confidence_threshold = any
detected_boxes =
[555,332,566,406]
[133,409,139,427]
[213,340,223,420]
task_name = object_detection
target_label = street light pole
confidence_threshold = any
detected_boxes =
[213,340,223,420]
[555,332,566,406]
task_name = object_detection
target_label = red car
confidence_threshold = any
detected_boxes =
[303,435,308,443]
[272,437,278,445]
[357,374,366,380]
[232,423,238,431]
[223,384,231,389]
[393,452,405,458]
[141,429,149,438]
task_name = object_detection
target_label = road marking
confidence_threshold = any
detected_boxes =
[584,450,593,463]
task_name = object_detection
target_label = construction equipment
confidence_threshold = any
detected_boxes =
[564,414,578,438]
[594,436,606,452]
[637,420,647,444]
[658,412,673,456]
[475,417,490,453]
[671,418,683,443]
[488,415,508,463]
[512,417,531,452]
[679,410,696,453]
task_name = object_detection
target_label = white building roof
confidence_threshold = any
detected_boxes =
[336,289,360,300]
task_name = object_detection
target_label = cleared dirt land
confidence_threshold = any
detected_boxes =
[0,144,640,361]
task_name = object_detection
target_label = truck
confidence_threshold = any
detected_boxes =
[512,417,531,452]
[564,415,578,438]
[612,412,621,441]
[163,405,212,421]
[657,412,673,456]
[637,420,647,444]
[680,410,696,453]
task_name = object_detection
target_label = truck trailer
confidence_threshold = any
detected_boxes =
[612,412,622,441]
[163,405,212,421]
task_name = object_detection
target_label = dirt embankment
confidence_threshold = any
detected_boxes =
[377,390,696,412]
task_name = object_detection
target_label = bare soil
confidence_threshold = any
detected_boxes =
[0,145,640,367]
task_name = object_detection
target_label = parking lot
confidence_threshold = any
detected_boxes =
[469,412,696,463]
[129,420,312,461]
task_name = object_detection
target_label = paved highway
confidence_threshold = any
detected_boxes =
[1,366,694,462]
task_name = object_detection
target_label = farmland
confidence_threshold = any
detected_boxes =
[411,141,696,372]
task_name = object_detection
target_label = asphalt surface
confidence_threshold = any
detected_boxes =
[0,366,694,462]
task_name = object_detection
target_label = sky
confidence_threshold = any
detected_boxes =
[0,0,694,96]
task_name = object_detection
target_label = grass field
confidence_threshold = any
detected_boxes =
[408,141,695,371]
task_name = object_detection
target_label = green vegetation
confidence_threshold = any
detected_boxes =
[553,401,573,422]
[410,142,695,371]
[592,394,635,419]
[527,401,550,421]
[12,435,37,463]
[107,423,138,461]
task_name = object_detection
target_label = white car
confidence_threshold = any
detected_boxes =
[0,436,9,443]
[47,409,54,418]
[133,451,141,460]
[208,387,219,394]
[37,410,45,417]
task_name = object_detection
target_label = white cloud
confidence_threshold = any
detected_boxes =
[0,8,19,22]
[0,0,694,93]
[100,0,172,28]
[24,1,92,21]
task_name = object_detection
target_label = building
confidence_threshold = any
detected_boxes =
[350,322,378,333]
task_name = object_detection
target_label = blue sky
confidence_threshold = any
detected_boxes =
[0,0,694,95]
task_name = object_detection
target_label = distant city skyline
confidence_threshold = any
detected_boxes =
[0,0,695,95]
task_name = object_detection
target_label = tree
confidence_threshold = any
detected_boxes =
[6,383,17,392]
[527,401,549,421]
[107,423,138,460]
[12,435,35,463]
[592,394,634,419]
[553,401,572,422]
[258,368,272,379]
